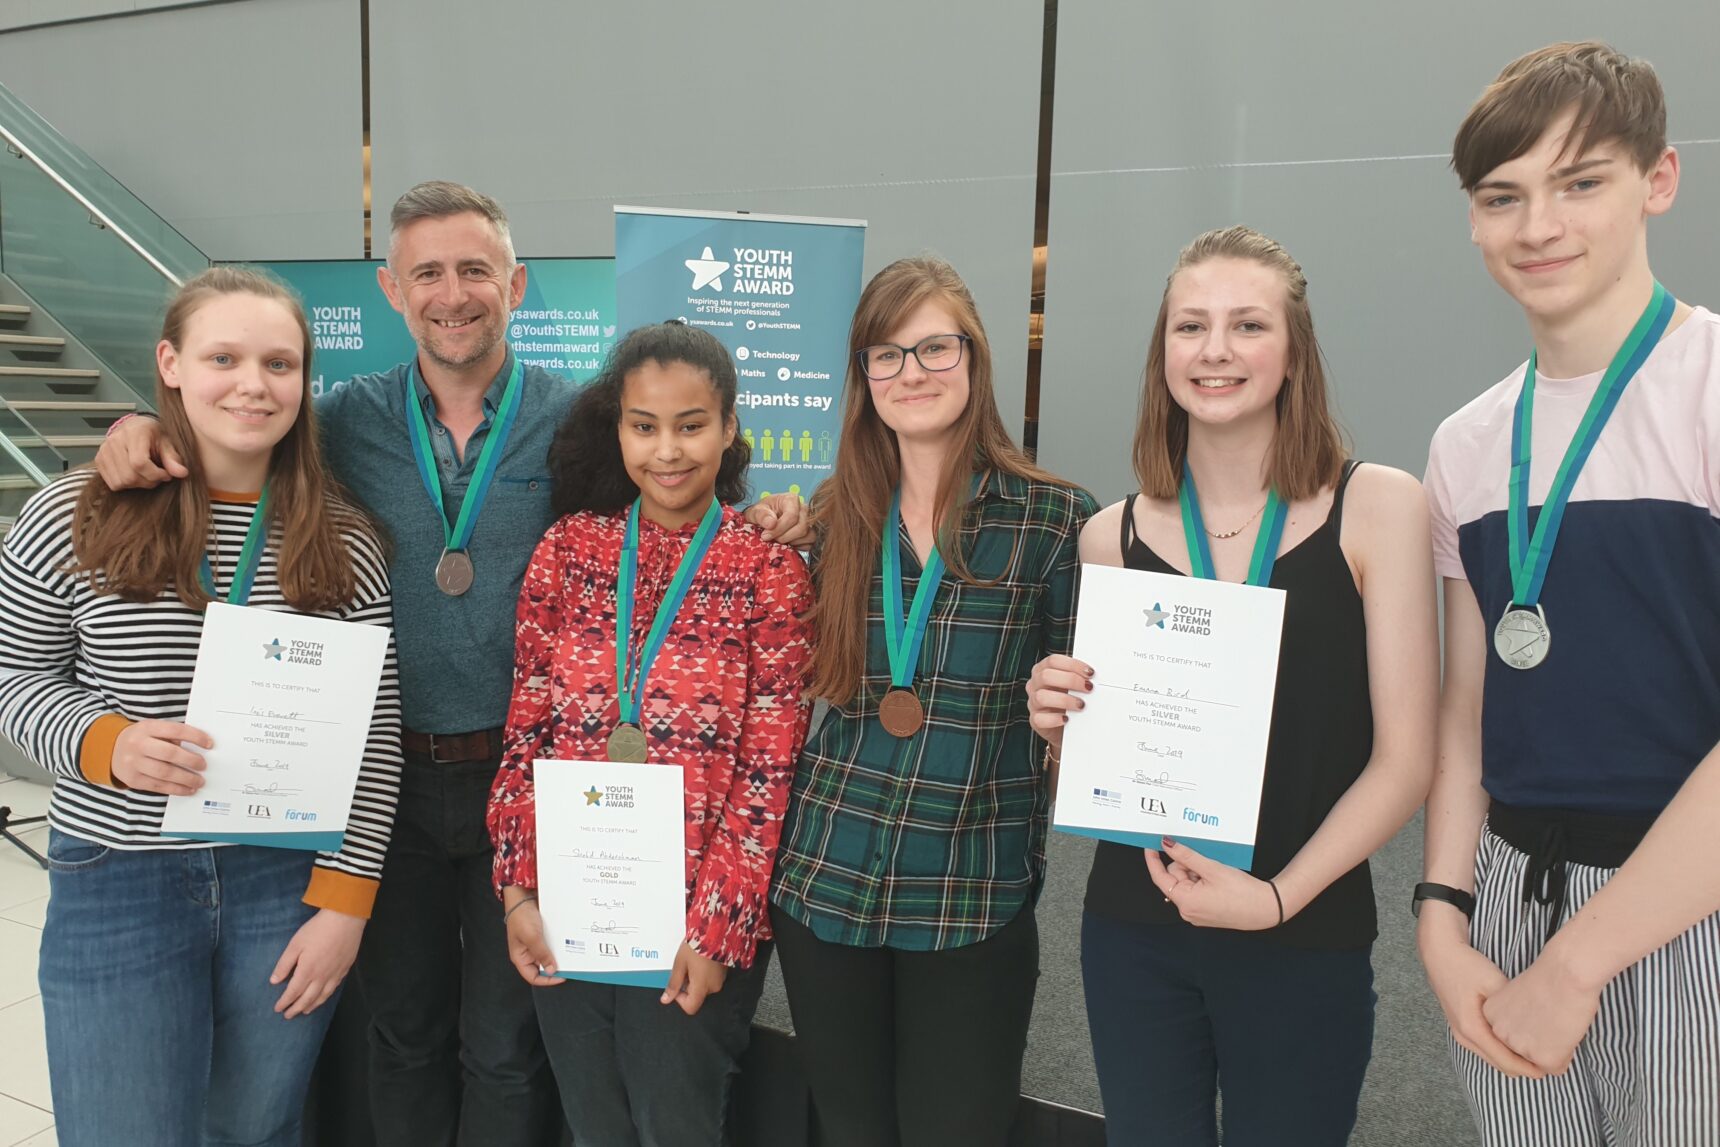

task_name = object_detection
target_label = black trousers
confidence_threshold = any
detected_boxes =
[356,753,562,1146]
[770,903,1039,1147]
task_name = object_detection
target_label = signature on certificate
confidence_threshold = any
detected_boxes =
[241,781,303,797]
[588,920,640,936]
[1124,768,1197,794]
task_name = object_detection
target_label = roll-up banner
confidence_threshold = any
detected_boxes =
[613,207,866,502]
[254,258,617,399]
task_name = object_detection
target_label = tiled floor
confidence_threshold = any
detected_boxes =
[0,775,55,1147]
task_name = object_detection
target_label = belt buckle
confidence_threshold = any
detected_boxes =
[425,733,462,764]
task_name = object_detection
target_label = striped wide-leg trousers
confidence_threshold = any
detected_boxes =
[1452,826,1720,1147]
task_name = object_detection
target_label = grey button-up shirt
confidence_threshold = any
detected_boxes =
[318,351,576,733]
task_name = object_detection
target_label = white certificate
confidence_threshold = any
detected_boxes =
[535,759,687,988]
[1053,563,1286,868]
[160,602,388,850]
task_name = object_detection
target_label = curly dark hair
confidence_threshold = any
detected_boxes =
[549,321,752,517]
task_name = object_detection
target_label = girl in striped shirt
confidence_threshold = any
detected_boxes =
[0,266,402,1147]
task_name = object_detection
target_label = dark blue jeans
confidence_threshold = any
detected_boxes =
[356,753,560,1147]
[39,832,334,1147]
[1081,910,1375,1147]
[533,945,772,1147]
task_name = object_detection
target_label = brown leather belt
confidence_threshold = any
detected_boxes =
[402,727,505,764]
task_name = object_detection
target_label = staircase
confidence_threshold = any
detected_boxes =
[0,81,209,780]
[0,275,142,535]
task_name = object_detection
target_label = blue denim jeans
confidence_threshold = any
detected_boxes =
[39,831,336,1147]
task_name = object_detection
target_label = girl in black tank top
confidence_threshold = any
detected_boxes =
[1084,460,1376,949]
[1024,227,1438,1147]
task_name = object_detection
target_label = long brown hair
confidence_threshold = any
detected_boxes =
[806,255,1072,705]
[69,266,373,611]
[1132,226,1346,502]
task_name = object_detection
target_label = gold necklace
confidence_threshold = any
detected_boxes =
[1205,500,1268,540]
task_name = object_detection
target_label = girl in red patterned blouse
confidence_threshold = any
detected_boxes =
[486,321,813,1145]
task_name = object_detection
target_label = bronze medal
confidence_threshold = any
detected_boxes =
[606,724,649,763]
[435,549,475,596]
[878,688,925,738]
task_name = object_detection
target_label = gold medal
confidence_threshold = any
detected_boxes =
[606,724,649,763]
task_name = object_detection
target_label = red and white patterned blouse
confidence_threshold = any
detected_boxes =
[487,505,812,969]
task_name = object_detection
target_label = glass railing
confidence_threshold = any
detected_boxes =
[0,397,63,479]
[0,79,208,405]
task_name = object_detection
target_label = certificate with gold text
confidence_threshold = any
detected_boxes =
[536,760,686,988]
[161,603,388,849]
[1052,564,1285,868]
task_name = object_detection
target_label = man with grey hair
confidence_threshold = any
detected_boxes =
[96,179,809,1145]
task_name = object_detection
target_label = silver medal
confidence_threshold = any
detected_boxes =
[435,550,475,596]
[1493,604,1550,670]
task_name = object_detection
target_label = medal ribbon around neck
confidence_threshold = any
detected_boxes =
[882,487,953,694]
[614,497,724,731]
[1178,462,1287,587]
[1506,281,1673,610]
[199,485,271,605]
[404,356,525,556]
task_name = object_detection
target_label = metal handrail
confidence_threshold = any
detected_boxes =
[0,123,183,288]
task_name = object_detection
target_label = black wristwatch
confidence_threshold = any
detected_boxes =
[1411,882,1475,919]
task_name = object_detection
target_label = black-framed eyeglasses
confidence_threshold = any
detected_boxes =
[855,334,971,381]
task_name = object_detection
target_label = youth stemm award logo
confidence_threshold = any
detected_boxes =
[1141,600,1213,637]
[685,247,729,292]
[262,638,285,661]
[584,786,603,807]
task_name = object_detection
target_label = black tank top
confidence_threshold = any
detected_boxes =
[1082,461,1377,950]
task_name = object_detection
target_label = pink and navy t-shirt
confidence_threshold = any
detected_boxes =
[1425,306,1720,816]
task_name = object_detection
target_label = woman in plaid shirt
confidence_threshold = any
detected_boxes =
[769,256,1097,1146]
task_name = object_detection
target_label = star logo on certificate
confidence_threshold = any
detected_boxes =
[1142,603,1169,629]
[685,246,729,292]
[262,638,285,661]
[584,786,603,807]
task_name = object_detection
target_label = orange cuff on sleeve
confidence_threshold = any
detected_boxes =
[78,713,134,787]
[303,868,380,918]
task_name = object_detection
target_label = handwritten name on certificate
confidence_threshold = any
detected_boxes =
[536,760,686,988]
[161,602,388,850]
[1053,564,1285,869]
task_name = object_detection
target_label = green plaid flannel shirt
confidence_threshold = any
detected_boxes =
[770,470,1098,950]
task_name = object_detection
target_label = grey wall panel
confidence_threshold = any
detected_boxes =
[1038,3,1720,503]
[370,0,1043,426]
[0,0,362,260]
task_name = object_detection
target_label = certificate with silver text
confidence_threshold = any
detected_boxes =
[535,759,686,988]
[161,602,388,849]
[1053,563,1285,868]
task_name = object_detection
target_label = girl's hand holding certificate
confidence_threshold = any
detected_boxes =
[111,719,213,796]
[1144,837,1284,931]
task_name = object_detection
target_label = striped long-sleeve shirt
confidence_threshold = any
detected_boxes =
[0,471,403,917]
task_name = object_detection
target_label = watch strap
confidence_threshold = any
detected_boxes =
[1412,882,1476,919]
